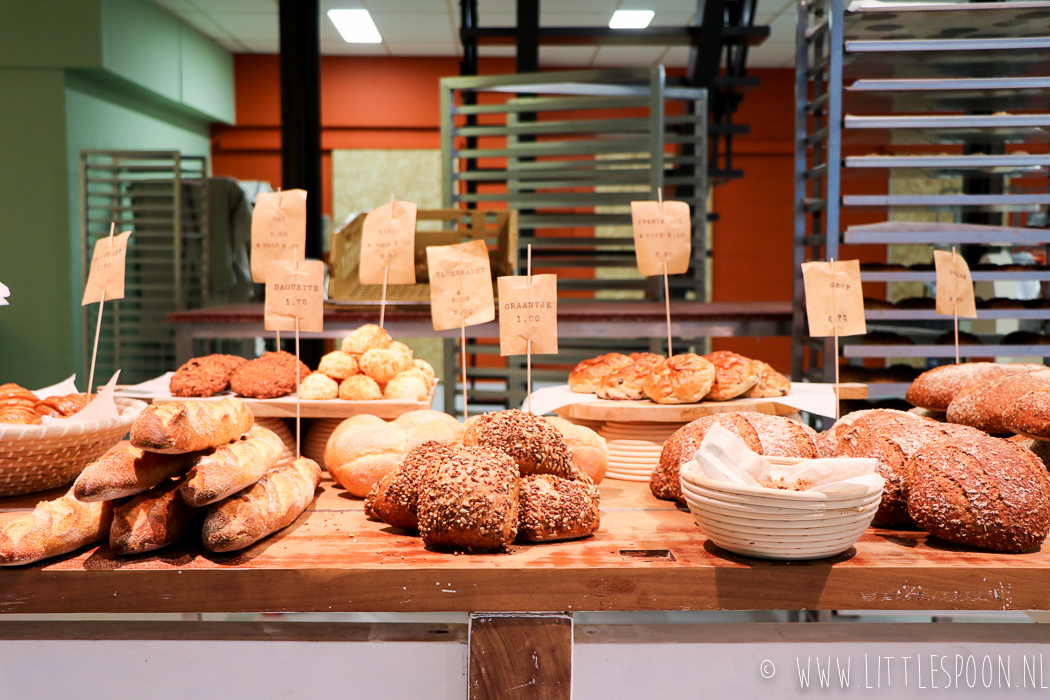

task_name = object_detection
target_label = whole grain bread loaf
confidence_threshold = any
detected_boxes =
[906,434,1050,553]
[946,368,1050,433]
[1003,388,1050,441]
[824,409,930,458]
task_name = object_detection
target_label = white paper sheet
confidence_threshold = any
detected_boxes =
[33,375,80,400]
[523,382,843,419]
[37,371,121,425]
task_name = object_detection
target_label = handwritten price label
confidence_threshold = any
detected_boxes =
[631,200,691,277]
[263,259,324,332]
[935,250,977,318]
[498,274,558,356]
[251,190,307,283]
[361,200,417,285]
[802,259,866,337]
[427,240,495,331]
[82,231,132,305]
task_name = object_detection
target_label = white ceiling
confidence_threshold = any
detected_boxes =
[150,0,798,68]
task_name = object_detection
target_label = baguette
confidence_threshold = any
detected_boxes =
[202,456,322,552]
[131,398,254,454]
[179,426,285,507]
[74,445,200,502]
[0,491,113,566]
[110,479,197,555]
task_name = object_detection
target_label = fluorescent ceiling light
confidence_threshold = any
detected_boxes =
[609,10,655,29]
[328,9,382,43]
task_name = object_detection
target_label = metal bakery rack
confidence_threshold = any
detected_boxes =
[793,0,1050,400]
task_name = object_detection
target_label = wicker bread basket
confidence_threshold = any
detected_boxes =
[0,397,147,497]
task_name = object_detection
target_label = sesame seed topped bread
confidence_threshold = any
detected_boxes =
[364,441,458,531]
[906,362,1045,411]
[463,409,579,480]
[906,433,1050,553]
[946,368,1050,434]
[650,412,822,503]
[517,474,600,542]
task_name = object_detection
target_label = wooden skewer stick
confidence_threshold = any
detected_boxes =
[461,319,467,423]
[952,246,960,365]
[830,257,840,421]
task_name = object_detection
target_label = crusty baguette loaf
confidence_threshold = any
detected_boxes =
[110,479,197,555]
[0,491,113,566]
[179,426,285,507]
[130,398,254,454]
[73,445,200,502]
[202,456,322,552]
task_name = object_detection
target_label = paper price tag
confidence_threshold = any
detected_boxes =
[263,259,324,332]
[82,231,131,305]
[631,200,691,276]
[498,274,558,356]
[934,250,977,318]
[360,200,417,285]
[427,240,495,331]
[802,259,866,337]
[251,189,307,283]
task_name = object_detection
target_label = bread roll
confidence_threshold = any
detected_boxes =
[650,412,822,503]
[907,434,1050,552]
[596,353,664,400]
[179,426,285,507]
[202,456,322,552]
[341,324,392,354]
[230,351,311,399]
[946,368,1050,433]
[544,416,608,484]
[364,441,457,530]
[702,350,760,401]
[74,445,200,502]
[517,474,600,542]
[110,478,196,555]
[1005,388,1050,441]
[742,361,791,398]
[568,353,632,393]
[298,372,338,400]
[338,375,382,401]
[131,398,254,454]
[906,362,1044,411]
[463,409,579,480]
[643,354,716,404]
[384,374,429,401]
[359,347,412,384]
[417,446,520,551]
[0,491,113,566]
[317,351,359,380]
[828,408,930,457]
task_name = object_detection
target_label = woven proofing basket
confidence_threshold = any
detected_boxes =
[0,398,147,497]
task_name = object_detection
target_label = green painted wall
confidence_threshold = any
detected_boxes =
[0,0,232,389]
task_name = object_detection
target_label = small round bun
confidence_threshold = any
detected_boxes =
[339,375,383,401]
[299,372,338,400]
[341,324,392,354]
[742,360,791,398]
[389,341,414,361]
[318,351,359,380]
[702,350,761,401]
[544,416,608,484]
[596,353,664,400]
[568,353,632,393]
[413,359,436,380]
[643,354,715,404]
[384,374,429,401]
[464,409,578,479]
[907,434,1050,552]
[517,474,600,542]
[360,347,412,384]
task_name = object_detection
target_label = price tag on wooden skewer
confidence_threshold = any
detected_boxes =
[360,195,417,329]
[251,189,307,348]
[82,223,131,395]
[631,188,690,356]
[427,239,495,422]
[801,258,865,419]
[263,254,324,459]
[934,247,977,365]
[498,245,558,414]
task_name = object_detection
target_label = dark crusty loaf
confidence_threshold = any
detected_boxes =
[417,446,520,551]
[1003,388,1050,441]
[828,409,930,458]
[946,368,1050,433]
[906,434,1050,553]
[907,362,1045,411]
[517,474,600,542]
[848,422,983,526]
[650,412,822,503]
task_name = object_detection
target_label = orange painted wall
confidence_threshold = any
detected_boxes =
[212,58,864,375]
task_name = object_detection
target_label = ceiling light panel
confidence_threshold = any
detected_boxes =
[328,9,382,43]
[609,10,655,29]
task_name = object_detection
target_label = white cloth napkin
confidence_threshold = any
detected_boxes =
[681,423,882,498]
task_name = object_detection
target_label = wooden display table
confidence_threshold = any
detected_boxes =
[168,301,793,364]
[1,478,1046,614]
